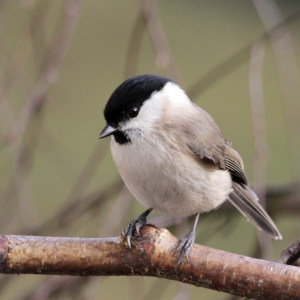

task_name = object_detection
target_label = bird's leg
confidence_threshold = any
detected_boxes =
[122,208,153,249]
[176,213,200,264]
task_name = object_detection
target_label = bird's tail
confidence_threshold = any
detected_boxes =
[229,182,282,240]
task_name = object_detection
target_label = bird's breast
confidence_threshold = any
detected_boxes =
[110,135,232,217]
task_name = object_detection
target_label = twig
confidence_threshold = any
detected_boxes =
[187,8,300,99]
[142,0,180,82]
[66,144,109,207]
[21,276,89,300]
[124,12,145,78]
[0,0,86,231]
[15,0,85,139]
[0,95,18,148]
[249,40,268,208]
[0,227,299,299]
[249,40,272,259]
[173,283,191,300]
[25,186,132,300]
[141,279,169,300]
[27,180,123,235]
[99,185,132,236]
[252,0,300,180]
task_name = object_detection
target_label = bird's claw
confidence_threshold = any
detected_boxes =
[123,217,145,248]
[176,229,196,265]
[122,208,152,249]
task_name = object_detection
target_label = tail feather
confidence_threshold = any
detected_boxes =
[229,182,282,240]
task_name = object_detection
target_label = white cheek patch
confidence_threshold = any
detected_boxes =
[121,90,164,132]
[120,82,191,134]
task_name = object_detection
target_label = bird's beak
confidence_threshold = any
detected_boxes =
[99,124,117,139]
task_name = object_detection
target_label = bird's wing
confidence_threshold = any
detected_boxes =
[229,182,282,239]
[180,110,248,184]
[178,105,228,169]
[224,145,281,239]
[178,107,282,239]
[224,145,248,184]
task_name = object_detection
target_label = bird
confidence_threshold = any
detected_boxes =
[99,74,282,263]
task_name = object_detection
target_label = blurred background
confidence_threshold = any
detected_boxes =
[1,0,300,299]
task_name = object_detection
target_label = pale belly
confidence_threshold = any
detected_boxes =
[111,138,232,217]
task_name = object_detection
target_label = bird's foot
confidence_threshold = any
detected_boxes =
[176,228,196,265]
[122,208,153,249]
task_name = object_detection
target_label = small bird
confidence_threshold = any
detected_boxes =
[99,74,282,262]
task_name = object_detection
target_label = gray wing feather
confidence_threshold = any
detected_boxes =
[182,105,227,169]
[223,145,247,183]
[224,145,282,239]
[179,108,282,240]
[229,182,282,240]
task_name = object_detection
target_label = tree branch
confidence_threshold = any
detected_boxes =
[0,226,299,299]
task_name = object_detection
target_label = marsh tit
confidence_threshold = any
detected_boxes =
[99,74,282,262]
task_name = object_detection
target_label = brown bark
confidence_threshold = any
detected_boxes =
[0,226,299,299]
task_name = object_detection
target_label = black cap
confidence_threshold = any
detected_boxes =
[104,74,173,127]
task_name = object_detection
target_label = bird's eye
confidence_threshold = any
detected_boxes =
[128,107,139,118]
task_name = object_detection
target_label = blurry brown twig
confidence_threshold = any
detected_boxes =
[0,3,51,228]
[29,1,52,71]
[1,0,86,231]
[99,185,132,236]
[253,0,300,180]
[249,40,268,209]
[27,179,123,235]
[21,185,132,300]
[66,144,109,207]
[187,8,300,99]
[1,227,300,299]
[125,0,181,82]
[249,40,272,259]
[140,279,169,300]
[173,283,191,300]
[21,276,89,300]
[12,181,300,245]
[142,0,180,82]
[0,90,19,147]
[15,0,85,140]
[124,12,145,79]
[1,111,45,230]
[1,3,48,100]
